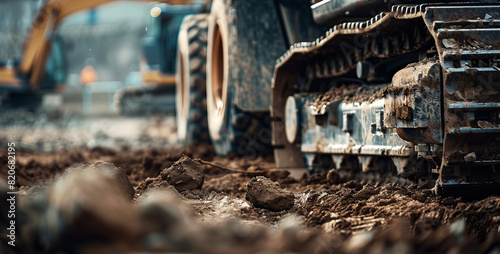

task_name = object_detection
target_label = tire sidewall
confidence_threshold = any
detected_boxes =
[207,0,230,142]
[176,20,191,142]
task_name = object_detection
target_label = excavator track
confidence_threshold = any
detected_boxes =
[271,3,500,195]
[425,6,500,195]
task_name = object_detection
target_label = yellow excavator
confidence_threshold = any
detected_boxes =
[0,0,210,109]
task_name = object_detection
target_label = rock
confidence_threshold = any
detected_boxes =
[245,176,295,212]
[278,214,303,240]
[63,162,135,200]
[449,218,466,242]
[160,155,205,192]
[345,231,375,252]
[137,186,192,228]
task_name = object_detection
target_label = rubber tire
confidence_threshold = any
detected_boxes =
[206,0,272,158]
[176,14,210,143]
[115,89,139,116]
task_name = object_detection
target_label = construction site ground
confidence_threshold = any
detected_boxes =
[1,109,500,253]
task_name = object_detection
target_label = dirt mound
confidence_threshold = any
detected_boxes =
[110,143,214,186]
[135,177,172,199]
[136,155,205,198]
[246,176,295,212]
[12,169,500,254]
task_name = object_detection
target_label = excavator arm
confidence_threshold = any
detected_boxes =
[6,0,210,88]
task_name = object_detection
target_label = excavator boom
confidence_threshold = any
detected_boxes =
[12,0,210,88]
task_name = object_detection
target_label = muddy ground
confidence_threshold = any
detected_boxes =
[1,143,500,253]
[1,110,500,253]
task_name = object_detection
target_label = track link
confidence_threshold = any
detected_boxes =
[424,6,500,193]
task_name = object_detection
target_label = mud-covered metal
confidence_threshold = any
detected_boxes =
[234,0,286,111]
[272,4,430,175]
[272,2,500,193]
[298,94,414,175]
[234,0,324,111]
[423,5,500,191]
[385,61,442,144]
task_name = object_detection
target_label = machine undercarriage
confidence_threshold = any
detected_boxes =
[272,3,500,194]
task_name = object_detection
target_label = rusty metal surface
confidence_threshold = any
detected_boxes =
[385,61,442,144]
[272,5,429,174]
[272,2,500,191]
[423,5,500,189]
[232,0,325,112]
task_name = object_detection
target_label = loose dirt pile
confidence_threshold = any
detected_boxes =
[1,145,500,253]
[136,155,205,197]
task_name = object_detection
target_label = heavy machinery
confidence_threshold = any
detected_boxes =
[272,0,500,194]
[0,0,210,111]
[175,0,500,194]
[8,0,500,194]
[0,33,66,109]
[114,3,209,115]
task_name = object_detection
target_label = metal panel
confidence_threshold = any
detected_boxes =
[234,0,287,111]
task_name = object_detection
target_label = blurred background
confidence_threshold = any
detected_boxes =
[0,0,181,151]
[0,0,149,115]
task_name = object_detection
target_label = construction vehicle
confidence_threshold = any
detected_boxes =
[0,33,66,109]
[114,3,209,115]
[7,0,500,194]
[0,0,65,110]
[0,0,210,111]
[175,0,500,195]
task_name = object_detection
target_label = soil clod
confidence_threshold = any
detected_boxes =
[160,155,205,192]
[245,176,295,212]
